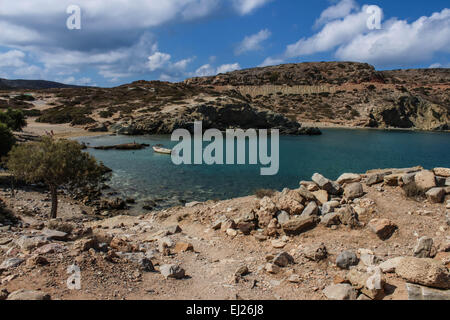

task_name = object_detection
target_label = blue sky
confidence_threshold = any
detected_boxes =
[0,0,449,87]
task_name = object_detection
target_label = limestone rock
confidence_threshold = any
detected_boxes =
[379,257,404,273]
[368,218,397,240]
[337,173,361,185]
[433,168,450,178]
[425,188,445,204]
[7,289,50,300]
[323,284,357,300]
[42,228,68,241]
[414,170,436,191]
[395,257,450,289]
[174,242,194,253]
[281,216,319,236]
[276,211,290,224]
[366,173,385,186]
[303,243,328,262]
[406,283,450,300]
[302,201,319,217]
[320,212,342,227]
[344,183,364,200]
[414,237,434,258]
[312,190,328,205]
[160,264,185,279]
[0,258,24,271]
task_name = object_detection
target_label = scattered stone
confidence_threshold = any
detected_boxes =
[433,168,450,178]
[303,243,328,262]
[273,252,294,267]
[166,225,182,235]
[406,283,450,300]
[359,249,381,267]
[312,190,328,205]
[276,211,290,224]
[337,173,361,185]
[402,172,417,185]
[344,183,364,200]
[282,216,319,236]
[16,236,49,253]
[321,201,340,215]
[211,217,226,230]
[395,257,450,289]
[160,264,185,279]
[41,228,68,241]
[0,258,25,271]
[26,255,49,267]
[414,170,437,191]
[384,174,402,186]
[336,250,359,269]
[226,229,238,237]
[0,289,8,300]
[320,212,341,227]
[237,222,255,235]
[323,284,357,300]
[379,257,404,273]
[235,265,249,277]
[425,188,446,204]
[287,274,302,283]
[7,289,50,300]
[368,218,398,240]
[271,239,286,249]
[265,263,280,274]
[33,243,67,255]
[174,242,194,253]
[339,205,360,229]
[301,201,319,217]
[414,237,435,258]
[366,173,385,186]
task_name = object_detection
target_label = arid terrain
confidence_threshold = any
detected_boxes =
[1,166,449,300]
[1,62,449,140]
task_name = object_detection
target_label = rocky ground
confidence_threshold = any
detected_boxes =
[0,166,449,300]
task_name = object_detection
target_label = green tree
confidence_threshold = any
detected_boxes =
[0,123,15,158]
[6,136,104,218]
[0,108,27,131]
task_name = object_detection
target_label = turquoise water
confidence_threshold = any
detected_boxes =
[76,129,450,209]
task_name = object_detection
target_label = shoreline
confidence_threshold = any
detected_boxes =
[0,166,449,300]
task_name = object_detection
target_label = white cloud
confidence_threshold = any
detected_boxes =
[216,63,241,74]
[235,29,271,55]
[0,50,26,68]
[259,57,285,67]
[315,0,358,26]
[233,0,273,15]
[283,1,450,68]
[429,62,450,68]
[195,63,241,76]
[148,52,172,71]
[335,9,450,66]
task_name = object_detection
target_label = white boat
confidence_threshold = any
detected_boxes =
[153,146,172,155]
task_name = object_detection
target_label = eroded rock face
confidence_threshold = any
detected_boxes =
[395,257,450,289]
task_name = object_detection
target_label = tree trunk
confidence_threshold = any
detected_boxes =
[50,185,58,219]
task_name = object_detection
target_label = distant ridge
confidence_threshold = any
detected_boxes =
[0,78,84,90]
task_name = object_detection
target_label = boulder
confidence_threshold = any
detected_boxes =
[402,172,417,185]
[303,243,328,261]
[339,206,360,229]
[395,257,450,289]
[301,201,319,217]
[160,264,185,279]
[312,173,333,191]
[273,252,294,267]
[337,173,361,185]
[323,284,357,300]
[425,188,446,204]
[414,237,435,258]
[276,211,290,224]
[7,289,50,300]
[414,170,436,191]
[384,174,402,186]
[336,250,359,269]
[278,192,304,215]
[433,168,450,178]
[174,242,194,253]
[41,228,68,241]
[312,190,328,205]
[406,283,450,300]
[344,183,364,200]
[281,216,319,236]
[379,257,404,273]
[15,235,49,253]
[368,218,397,240]
[320,212,342,227]
[321,200,340,215]
[0,258,24,271]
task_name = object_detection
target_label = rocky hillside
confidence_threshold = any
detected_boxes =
[185,62,450,131]
[0,79,80,90]
[3,62,449,133]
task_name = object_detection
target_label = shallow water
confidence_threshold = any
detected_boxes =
[76,129,450,209]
